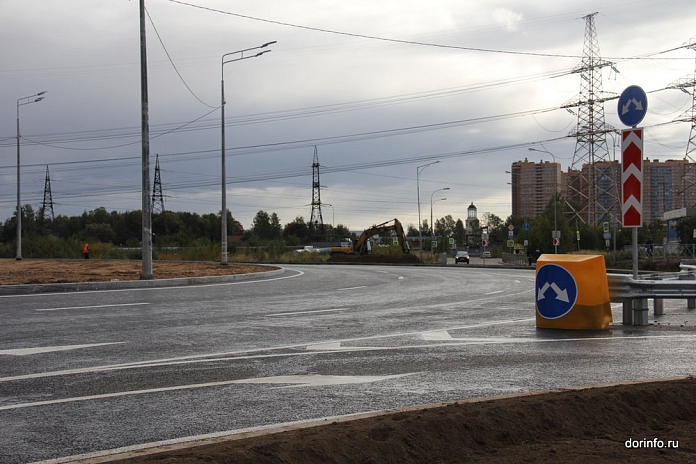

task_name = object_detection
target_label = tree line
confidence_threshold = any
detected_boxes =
[1,196,686,259]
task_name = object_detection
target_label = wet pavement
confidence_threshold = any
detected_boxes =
[0,264,694,463]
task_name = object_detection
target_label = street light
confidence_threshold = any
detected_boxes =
[528,147,559,254]
[417,160,440,260]
[431,197,447,248]
[321,203,336,229]
[430,187,450,240]
[16,91,47,260]
[221,41,275,264]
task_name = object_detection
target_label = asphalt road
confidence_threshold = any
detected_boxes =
[1,264,695,463]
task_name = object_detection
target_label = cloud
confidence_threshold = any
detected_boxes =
[492,8,524,32]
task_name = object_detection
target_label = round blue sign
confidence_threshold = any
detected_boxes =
[617,85,648,127]
[536,264,578,319]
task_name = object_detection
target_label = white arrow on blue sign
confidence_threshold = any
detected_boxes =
[618,85,648,127]
[536,264,578,319]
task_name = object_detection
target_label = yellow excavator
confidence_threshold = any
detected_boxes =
[330,218,410,255]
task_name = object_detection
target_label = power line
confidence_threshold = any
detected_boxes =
[145,7,218,109]
[165,0,692,60]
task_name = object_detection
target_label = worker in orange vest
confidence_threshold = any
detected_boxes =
[83,243,90,259]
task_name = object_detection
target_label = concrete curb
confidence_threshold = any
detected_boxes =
[0,266,285,296]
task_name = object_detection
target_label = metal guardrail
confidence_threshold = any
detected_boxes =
[501,253,528,266]
[607,272,696,302]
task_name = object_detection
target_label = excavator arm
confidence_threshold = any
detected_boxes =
[354,219,410,255]
[330,218,410,256]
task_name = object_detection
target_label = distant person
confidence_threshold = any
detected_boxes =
[83,243,90,259]
[527,251,532,266]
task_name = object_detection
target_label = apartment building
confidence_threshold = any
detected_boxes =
[510,158,562,220]
[511,158,696,224]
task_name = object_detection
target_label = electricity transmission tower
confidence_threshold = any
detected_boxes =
[151,154,165,214]
[40,165,55,222]
[562,12,618,226]
[667,41,696,207]
[309,146,324,236]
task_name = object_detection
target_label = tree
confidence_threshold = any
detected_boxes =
[435,215,456,237]
[334,224,351,238]
[270,213,282,240]
[454,219,466,246]
[251,210,281,241]
[482,212,505,245]
[283,216,310,244]
[84,223,115,243]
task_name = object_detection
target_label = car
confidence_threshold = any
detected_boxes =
[481,251,492,258]
[455,250,470,264]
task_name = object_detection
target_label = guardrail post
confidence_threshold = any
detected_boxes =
[654,298,664,316]
[622,302,633,325]
[632,299,649,326]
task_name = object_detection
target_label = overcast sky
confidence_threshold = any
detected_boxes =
[1,0,694,232]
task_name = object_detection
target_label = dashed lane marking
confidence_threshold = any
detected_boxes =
[0,342,126,356]
[265,308,351,317]
[0,374,414,411]
[35,303,150,312]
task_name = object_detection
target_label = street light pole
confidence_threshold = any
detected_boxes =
[221,41,275,265]
[431,197,447,251]
[16,91,47,261]
[430,188,450,241]
[417,161,440,261]
[528,147,559,254]
[324,203,335,228]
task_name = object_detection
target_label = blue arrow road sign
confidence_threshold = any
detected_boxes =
[536,264,578,319]
[618,85,648,127]
[523,223,530,231]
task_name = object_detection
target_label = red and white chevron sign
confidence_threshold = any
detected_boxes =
[621,128,643,228]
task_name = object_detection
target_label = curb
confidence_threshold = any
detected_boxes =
[0,266,285,296]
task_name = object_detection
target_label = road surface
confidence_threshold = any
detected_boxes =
[1,264,694,463]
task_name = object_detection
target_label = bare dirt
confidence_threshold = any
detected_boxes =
[327,253,423,264]
[107,377,696,464]
[0,259,275,286]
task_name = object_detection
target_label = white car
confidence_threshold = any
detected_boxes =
[481,251,491,258]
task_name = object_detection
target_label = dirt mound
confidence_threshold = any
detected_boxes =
[108,377,696,464]
[327,253,423,264]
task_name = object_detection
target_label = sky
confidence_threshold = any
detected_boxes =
[1,0,695,232]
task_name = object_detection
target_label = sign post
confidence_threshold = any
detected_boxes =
[618,85,647,281]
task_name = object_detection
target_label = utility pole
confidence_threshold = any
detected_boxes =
[139,0,153,279]
[309,146,324,238]
[562,13,617,227]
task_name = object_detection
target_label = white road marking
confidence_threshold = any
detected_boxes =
[337,286,368,291]
[421,330,453,341]
[0,374,413,411]
[0,342,125,356]
[306,342,344,351]
[0,269,304,298]
[3,332,696,384]
[266,308,350,317]
[35,303,150,312]
[485,290,504,295]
